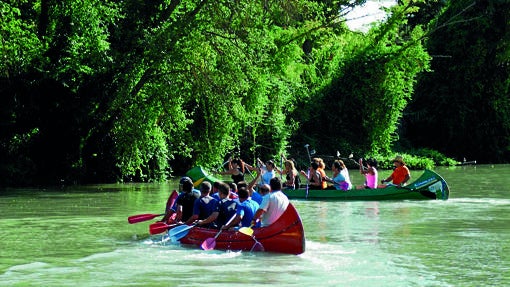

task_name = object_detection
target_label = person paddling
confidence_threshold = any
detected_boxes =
[184,182,218,227]
[278,158,300,190]
[324,160,352,191]
[196,182,237,229]
[356,158,378,189]
[162,177,200,223]
[218,157,251,185]
[257,158,276,185]
[221,187,259,230]
[251,177,289,227]
[378,155,411,188]
[300,160,326,189]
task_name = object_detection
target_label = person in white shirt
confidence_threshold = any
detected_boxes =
[251,177,289,227]
[257,158,276,186]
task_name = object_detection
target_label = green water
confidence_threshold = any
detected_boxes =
[0,165,509,286]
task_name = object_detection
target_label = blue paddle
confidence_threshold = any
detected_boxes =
[169,224,196,242]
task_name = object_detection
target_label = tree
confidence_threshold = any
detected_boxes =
[405,0,510,163]
[293,1,431,158]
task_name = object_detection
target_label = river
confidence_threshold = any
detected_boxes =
[0,165,509,286]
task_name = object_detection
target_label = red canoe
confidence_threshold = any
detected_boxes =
[175,203,305,255]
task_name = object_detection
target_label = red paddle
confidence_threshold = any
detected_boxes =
[130,190,178,224]
[149,222,178,235]
[128,213,165,224]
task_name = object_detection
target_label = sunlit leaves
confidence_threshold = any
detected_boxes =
[0,1,43,77]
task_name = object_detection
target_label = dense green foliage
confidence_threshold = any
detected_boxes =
[0,0,508,186]
[405,0,510,163]
[295,3,431,158]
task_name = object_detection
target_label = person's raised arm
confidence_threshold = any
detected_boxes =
[248,168,262,193]
[244,162,256,171]
[300,169,310,180]
[219,168,235,175]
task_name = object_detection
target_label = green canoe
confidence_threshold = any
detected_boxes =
[185,166,450,201]
[283,169,450,201]
[185,166,225,187]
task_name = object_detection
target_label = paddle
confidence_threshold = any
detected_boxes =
[239,223,265,252]
[304,144,312,163]
[201,229,223,250]
[169,224,196,242]
[201,214,237,250]
[128,213,165,224]
[250,236,265,252]
[239,223,255,236]
[149,222,178,235]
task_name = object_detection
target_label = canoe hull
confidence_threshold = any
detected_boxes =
[283,169,450,201]
[186,166,224,187]
[177,203,305,255]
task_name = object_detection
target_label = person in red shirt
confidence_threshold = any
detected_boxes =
[378,155,411,188]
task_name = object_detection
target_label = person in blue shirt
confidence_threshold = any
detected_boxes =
[324,160,353,191]
[222,187,259,230]
[211,181,221,200]
[196,182,237,229]
[185,182,218,226]
[237,171,263,205]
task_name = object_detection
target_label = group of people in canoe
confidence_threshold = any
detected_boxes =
[357,155,411,189]
[160,155,411,231]
[218,154,411,192]
[161,161,290,231]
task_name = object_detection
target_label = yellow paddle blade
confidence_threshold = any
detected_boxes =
[239,226,254,236]
[193,177,205,187]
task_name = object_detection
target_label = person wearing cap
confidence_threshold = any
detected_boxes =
[378,155,411,188]
[171,177,200,223]
[184,181,218,226]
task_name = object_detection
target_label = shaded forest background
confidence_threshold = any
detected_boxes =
[1,0,509,186]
